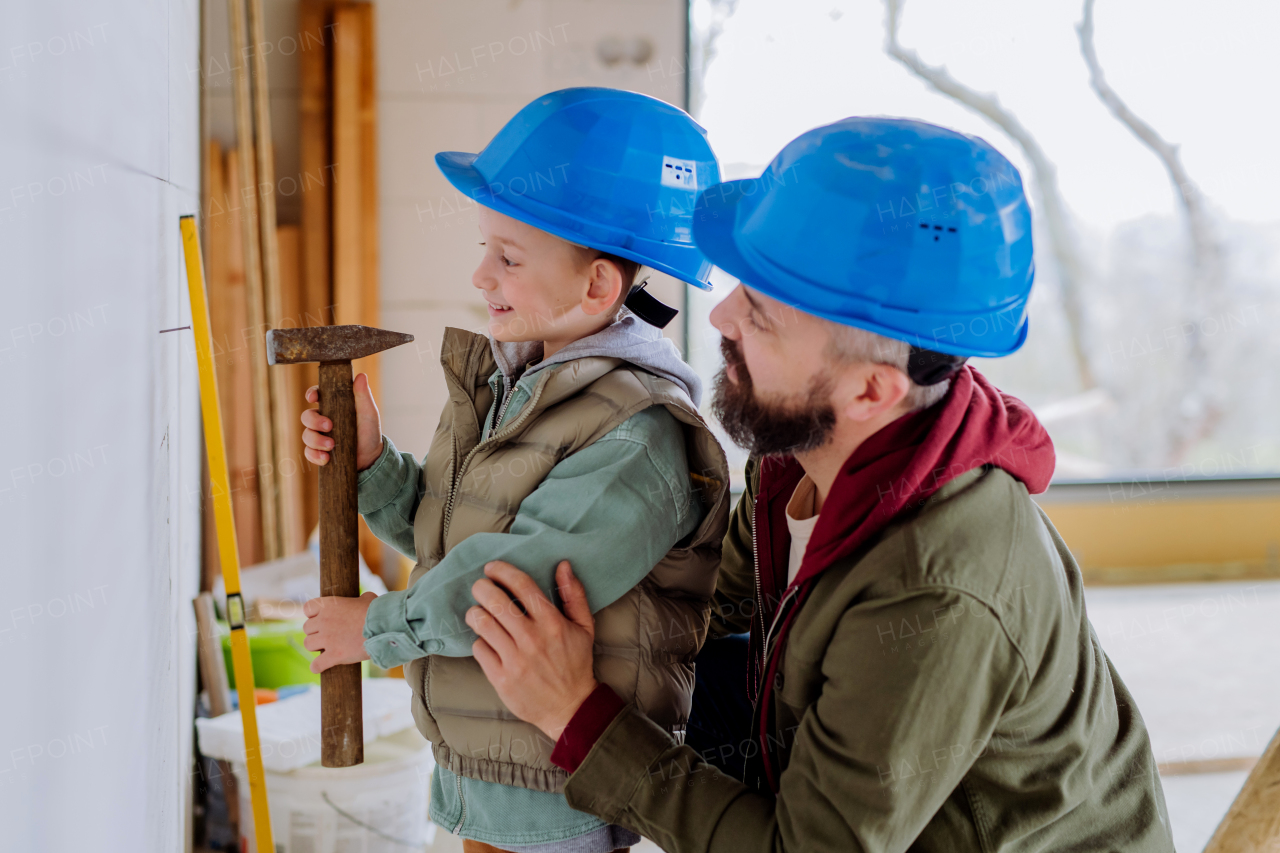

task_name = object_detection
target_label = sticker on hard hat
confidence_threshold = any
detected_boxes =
[661,156,697,190]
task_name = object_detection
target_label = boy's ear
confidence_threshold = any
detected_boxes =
[581,258,624,317]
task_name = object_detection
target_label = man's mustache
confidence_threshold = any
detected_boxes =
[720,337,750,385]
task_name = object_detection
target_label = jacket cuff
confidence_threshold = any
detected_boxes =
[362,590,441,667]
[356,436,398,514]
[550,683,627,772]
[562,704,681,824]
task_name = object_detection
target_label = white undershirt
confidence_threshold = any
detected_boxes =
[784,475,820,587]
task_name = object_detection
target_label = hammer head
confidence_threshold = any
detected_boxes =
[266,325,415,365]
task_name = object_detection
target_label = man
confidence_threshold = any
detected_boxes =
[458,118,1174,852]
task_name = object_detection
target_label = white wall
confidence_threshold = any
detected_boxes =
[0,2,685,846]
[0,1,202,849]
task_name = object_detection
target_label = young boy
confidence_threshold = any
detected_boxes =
[298,87,730,853]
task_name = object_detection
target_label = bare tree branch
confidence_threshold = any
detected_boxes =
[1077,0,1222,292]
[882,0,1096,390]
[1077,0,1224,460]
[689,0,741,119]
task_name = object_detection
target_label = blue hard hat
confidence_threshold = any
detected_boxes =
[436,87,721,290]
[693,117,1035,357]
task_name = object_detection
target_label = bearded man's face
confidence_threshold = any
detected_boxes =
[711,336,837,457]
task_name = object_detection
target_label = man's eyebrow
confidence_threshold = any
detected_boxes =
[742,287,765,314]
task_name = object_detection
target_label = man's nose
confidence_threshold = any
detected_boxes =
[709,284,747,340]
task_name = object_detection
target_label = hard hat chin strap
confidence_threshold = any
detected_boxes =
[907,346,968,386]
[624,280,679,329]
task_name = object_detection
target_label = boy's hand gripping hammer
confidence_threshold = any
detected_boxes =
[266,324,414,767]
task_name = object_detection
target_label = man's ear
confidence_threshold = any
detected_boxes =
[581,258,624,317]
[839,362,910,422]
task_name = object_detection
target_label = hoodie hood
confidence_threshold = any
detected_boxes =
[793,365,1055,589]
[489,307,703,407]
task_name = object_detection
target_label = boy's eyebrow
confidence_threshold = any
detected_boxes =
[478,230,524,251]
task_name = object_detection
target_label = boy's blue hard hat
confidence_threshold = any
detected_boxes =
[693,117,1035,357]
[436,87,721,290]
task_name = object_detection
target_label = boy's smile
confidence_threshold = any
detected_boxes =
[485,298,513,317]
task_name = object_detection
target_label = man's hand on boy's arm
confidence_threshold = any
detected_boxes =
[300,372,385,471]
[303,591,377,673]
[367,414,695,661]
[467,560,600,741]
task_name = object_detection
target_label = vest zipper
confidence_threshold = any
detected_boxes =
[492,373,517,435]
[442,378,548,543]
[451,772,467,834]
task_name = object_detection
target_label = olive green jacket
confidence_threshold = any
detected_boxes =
[563,460,1174,853]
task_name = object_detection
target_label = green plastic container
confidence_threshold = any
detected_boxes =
[218,620,320,690]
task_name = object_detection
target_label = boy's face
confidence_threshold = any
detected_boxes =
[473,207,625,355]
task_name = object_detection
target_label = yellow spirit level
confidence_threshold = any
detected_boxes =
[180,214,274,853]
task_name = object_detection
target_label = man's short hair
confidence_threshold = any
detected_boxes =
[825,322,951,412]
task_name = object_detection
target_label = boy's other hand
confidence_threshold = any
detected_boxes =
[302,591,377,673]
[467,560,598,741]
[301,372,384,471]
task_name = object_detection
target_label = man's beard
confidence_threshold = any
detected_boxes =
[711,337,836,457]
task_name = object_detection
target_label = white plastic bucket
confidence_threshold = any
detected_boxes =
[235,727,437,853]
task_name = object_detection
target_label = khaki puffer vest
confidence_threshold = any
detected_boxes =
[404,328,730,793]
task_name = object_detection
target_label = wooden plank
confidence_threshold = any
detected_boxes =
[1204,726,1280,851]
[226,0,281,560]
[275,224,307,555]
[1158,756,1258,777]
[298,0,334,543]
[193,592,233,716]
[247,0,300,557]
[205,139,258,586]
[355,2,383,581]
[298,0,334,331]
[357,0,379,395]
[331,4,363,331]
[204,141,231,362]
[192,588,239,843]
[224,149,265,567]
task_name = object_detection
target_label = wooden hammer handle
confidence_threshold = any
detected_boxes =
[318,360,363,767]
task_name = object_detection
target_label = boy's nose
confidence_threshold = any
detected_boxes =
[472,260,498,293]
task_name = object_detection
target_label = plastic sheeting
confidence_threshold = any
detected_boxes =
[0,1,201,849]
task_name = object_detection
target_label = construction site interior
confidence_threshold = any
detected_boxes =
[3,1,1278,851]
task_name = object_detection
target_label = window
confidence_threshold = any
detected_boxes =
[687,0,1280,487]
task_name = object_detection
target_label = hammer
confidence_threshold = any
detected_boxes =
[265,324,414,767]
